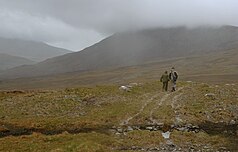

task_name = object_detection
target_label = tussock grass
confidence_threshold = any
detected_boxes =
[0,81,237,151]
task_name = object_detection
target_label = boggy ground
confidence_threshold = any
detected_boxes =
[0,81,237,151]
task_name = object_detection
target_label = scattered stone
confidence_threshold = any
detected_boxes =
[132,126,140,130]
[117,128,123,133]
[166,139,174,145]
[119,82,141,92]
[229,120,236,125]
[186,124,193,128]
[131,146,137,150]
[62,131,69,135]
[127,126,133,131]
[119,86,131,92]
[146,126,153,131]
[203,145,209,149]
[218,147,227,150]
[162,131,171,139]
[157,122,164,126]
[205,93,216,99]
[149,147,160,151]
[177,127,187,132]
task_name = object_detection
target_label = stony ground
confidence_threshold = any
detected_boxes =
[0,81,237,151]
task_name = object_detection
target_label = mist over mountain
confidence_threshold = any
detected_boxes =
[0,26,238,79]
[0,53,35,71]
[0,37,72,62]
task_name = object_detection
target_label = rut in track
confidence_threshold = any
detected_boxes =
[121,87,184,126]
[120,93,163,125]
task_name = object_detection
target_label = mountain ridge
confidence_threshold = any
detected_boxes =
[0,26,238,80]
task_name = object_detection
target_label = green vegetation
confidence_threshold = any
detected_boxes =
[0,81,237,151]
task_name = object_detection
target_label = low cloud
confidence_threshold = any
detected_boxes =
[0,0,237,50]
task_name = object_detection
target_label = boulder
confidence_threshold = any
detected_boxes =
[119,86,130,92]
[162,131,171,139]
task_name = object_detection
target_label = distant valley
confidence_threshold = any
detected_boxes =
[0,53,35,71]
[0,37,72,62]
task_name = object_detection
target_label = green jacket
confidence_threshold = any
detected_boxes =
[160,74,169,82]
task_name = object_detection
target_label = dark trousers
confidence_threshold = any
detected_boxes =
[171,80,176,92]
[162,82,168,91]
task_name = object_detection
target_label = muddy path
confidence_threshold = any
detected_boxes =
[120,88,184,126]
[120,92,164,125]
[147,87,184,125]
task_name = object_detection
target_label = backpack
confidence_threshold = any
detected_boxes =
[170,71,178,81]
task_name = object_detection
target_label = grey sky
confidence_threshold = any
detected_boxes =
[0,0,238,51]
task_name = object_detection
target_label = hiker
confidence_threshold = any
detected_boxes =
[160,71,169,91]
[169,67,178,92]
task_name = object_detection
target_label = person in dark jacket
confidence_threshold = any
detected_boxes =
[169,67,178,92]
[160,71,170,91]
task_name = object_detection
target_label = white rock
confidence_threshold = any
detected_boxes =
[119,86,130,91]
[146,126,153,130]
[117,128,123,133]
[230,120,236,125]
[162,131,171,139]
[127,126,133,131]
[205,93,215,97]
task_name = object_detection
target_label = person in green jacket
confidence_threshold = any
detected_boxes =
[160,71,170,91]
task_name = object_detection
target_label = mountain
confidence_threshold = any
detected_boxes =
[0,48,237,90]
[0,53,35,71]
[0,26,238,79]
[0,37,72,62]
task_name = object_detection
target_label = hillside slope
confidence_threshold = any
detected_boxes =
[0,82,237,151]
[0,53,35,71]
[0,48,237,90]
[0,26,238,79]
[0,37,72,62]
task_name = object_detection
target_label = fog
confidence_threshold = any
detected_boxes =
[0,0,238,50]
